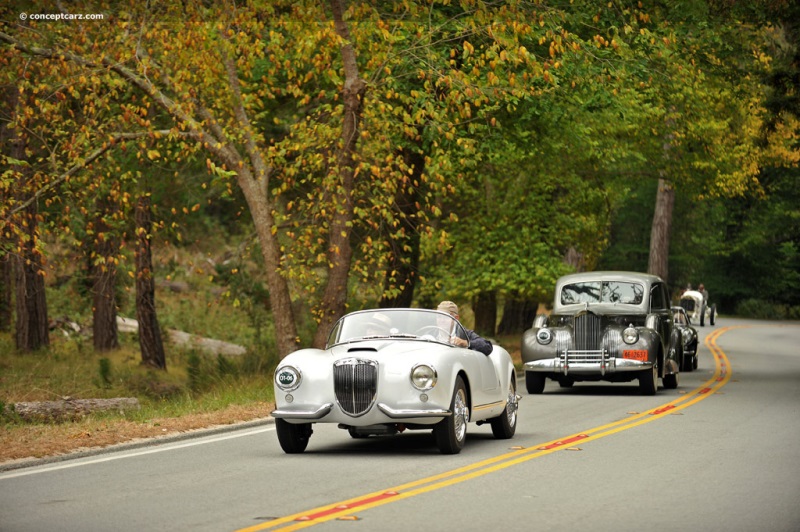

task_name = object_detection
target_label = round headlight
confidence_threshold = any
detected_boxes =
[275,365,301,391]
[622,326,639,345]
[536,328,553,345]
[411,364,438,391]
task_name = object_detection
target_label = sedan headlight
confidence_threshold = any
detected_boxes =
[275,365,302,391]
[536,328,553,345]
[410,364,438,391]
[682,329,693,342]
[622,326,639,345]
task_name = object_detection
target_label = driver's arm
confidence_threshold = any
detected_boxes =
[461,330,493,356]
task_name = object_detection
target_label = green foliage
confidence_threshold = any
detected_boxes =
[0,400,21,424]
[98,358,112,387]
[186,352,204,394]
[735,299,800,321]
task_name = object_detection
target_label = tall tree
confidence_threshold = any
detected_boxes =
[90,194,120,352]
[134,192,165,369]
[312,0,367,347]
[3,86,49,350]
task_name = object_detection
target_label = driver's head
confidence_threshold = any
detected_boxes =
[436,300,459,319]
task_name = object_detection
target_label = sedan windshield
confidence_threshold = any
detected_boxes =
[326,309,469,348]
[560,281,644,305]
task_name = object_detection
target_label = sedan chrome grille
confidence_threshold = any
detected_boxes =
[574,312,602,350]
[603,328,623,359]
[333,358,377,417]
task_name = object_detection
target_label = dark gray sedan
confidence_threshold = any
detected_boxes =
[522,271,682,395]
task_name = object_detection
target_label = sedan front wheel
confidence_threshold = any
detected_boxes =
[638,364,657,395]
[525,371,546,394]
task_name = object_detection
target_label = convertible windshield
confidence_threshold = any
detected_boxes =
[560,281,644,305]
[326,309,469,348]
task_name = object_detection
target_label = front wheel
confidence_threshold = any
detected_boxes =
[662,371,679,389]
[490,377,518,439]
[434,376,468,454]
[638,365,657,395]
[275,419,312,454]
[525,371,546,394]
[558,376,574,388]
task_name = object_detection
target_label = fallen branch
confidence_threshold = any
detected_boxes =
[10,398,140,422]
[116,316,247,356]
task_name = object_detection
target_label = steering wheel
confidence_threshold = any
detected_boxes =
[416,325,451,338]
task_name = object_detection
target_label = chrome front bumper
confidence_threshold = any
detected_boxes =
[524,350,653,376]
[270,401,452,421]
[271,403,334,420]
[377,403,451,419]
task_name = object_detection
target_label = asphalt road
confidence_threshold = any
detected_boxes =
[1,318,798,532]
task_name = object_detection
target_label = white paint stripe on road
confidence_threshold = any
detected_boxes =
[0,425,275,480]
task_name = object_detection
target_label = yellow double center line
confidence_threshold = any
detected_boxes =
[239,326,738,532]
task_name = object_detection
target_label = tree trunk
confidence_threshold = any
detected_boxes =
[472,291,497,336]
[0,87,16,333]
[91,203,119,352]
[312,0,367,347]
[648,178,675,282]
[134,194,166,369]
[8,90,49,351]
[497,296,539,334]
[14,222,50,352]
[379,147,424,309]
[0,252,11,332]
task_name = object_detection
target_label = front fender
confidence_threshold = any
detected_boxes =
[631,327,661,364]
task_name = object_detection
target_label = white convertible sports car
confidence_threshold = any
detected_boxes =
[272,308,519,454]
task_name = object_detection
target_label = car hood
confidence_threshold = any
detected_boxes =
[554,304,648,317]
[327,338,455,360]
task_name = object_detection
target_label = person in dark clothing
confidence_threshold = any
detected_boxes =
[436,300,493,356]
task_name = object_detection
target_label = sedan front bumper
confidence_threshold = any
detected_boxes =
[525,350,653,376]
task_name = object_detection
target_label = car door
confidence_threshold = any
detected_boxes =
[453,322,499,401]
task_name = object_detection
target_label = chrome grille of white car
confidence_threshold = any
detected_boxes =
[333,358,377,417]
[574,312,602,350]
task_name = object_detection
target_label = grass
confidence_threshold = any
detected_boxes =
[0,330,276,463]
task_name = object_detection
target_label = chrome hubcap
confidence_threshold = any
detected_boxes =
[453,388,468,442]
[506,383,518,426]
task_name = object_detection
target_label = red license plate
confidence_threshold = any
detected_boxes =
[623,349,648,361]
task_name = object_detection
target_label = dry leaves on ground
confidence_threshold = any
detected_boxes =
[1,402,273,467]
